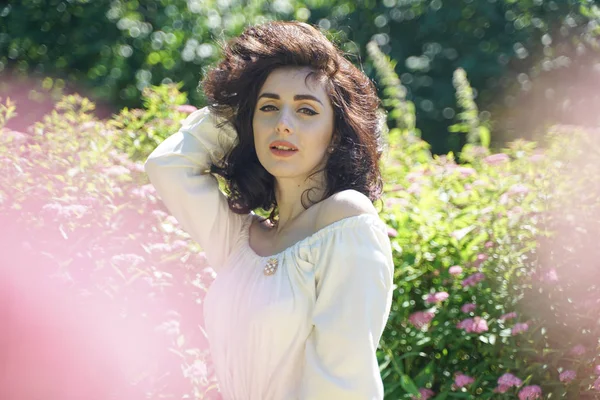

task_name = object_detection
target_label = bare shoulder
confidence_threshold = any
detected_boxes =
[315,189,378,231]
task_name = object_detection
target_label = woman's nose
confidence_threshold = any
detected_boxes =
[276,110,294,133]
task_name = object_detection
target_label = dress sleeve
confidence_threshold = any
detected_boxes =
[300,216,394,400]
[144,106,246,270]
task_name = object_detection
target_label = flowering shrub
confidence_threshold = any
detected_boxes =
[0,93,221,399]
[369,43,600,398]
[2,68,599,399]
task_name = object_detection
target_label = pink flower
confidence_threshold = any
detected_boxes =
[594,365,600,375]
[511,323,529,336]
[387,226,398,238]
[425,291,449,304]
[494,385,511,393]
[499,312,517,321]
[131,184,157,199]
[518,385,542,399]
[449,265,463,275]
[508,184,530,196]
[593,376,600,391]
[570,344,586,356]
[529,153,545,163]
[462,272,485,287]
[494,372,523,393]
[484,153,510,165]
[177,104,198,114]
[559,370,576,383]
[498,373,522,388]
[411,388,435,400]
[471,316,488,333]
[473,253,488,267]
[456,167,476,178]
[408,311,435,329]
[457,317,488,333]
[454,373,475,388]
[495,377,525,393]
[484,241,494,248]
[104,165,131,176]
[461,303,476,313]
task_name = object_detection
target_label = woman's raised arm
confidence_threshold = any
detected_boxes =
[144,107,247,271]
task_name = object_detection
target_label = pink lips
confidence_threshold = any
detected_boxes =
[269,140,298,158]
[269,140,298,150]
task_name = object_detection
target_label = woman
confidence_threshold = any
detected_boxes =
[145,21,394,400]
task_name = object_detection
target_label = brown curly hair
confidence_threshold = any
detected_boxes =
[202,20,385,223]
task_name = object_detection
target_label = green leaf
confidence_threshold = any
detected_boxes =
[400,374,420,396]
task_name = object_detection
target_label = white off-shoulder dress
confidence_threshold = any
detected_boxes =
[144,107,394,400]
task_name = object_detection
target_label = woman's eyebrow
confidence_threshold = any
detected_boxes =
[258,92,323,105]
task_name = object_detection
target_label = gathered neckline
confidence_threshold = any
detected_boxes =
[243,212,384,260]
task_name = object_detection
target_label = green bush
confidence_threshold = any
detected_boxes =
[1,56,599,399]
[370,40,600,399]
[0,93,222,399]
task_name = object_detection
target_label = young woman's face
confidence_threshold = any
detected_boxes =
[253,66,335,183]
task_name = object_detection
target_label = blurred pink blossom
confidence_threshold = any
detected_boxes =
[570,344,586,356]
[387,226,398,238]
[408,311,435,329]
[507,184,530,196]
[499,312,517,321]
[595,365,600,375]
[461,303,476,313]
[593,376,600,391]
[559,370,576,383]
[473,253,488,267]
[498,373,522,388]
[457,316,488,333]
[511,323,529,336]
[449,265,463,275]
[104,165,130,176]
[528,153,545,163]
[483,153,510,165]
[518,385,542,400]
[454,373,475,388]
[131,184,157,199]
[494,384,511,394]
[462,272,485,287]
[484,241,494,248]
[411,388,435,400]
[456,167,475,178]
[177,104,198,114]
[425,291,449,304]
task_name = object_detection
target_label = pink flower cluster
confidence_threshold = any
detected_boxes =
[460,303,476,313]
[559,370,576,383]
[511,322,529,336]
[454,373,474,388]
[425,291,449,304]
[411,388,435,400]
[409,311,435,329]
[570,344,586,356]
[449,265,463,275]
[592,365,600,391]
[457,317,488,333]
[462,272,485,287]
[499,311,517,321]
[494,373,522,393]
[518,385,542,399]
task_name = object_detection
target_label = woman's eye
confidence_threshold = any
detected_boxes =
[299,108,318,116]
[260,105,277,112]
